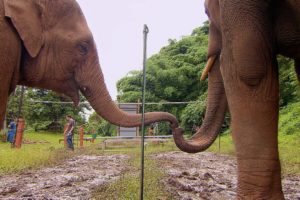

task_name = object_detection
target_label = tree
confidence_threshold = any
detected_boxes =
[7,87,90,132]
[278,56,300,107]
[87,112,116,136]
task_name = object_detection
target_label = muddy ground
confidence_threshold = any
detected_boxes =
[0,154,129,200]
[0,152,299,199]
[153,152,300,200]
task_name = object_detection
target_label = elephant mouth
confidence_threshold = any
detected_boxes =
[72,92,80,106]
[62,80,80,106]
[201,55,218,81]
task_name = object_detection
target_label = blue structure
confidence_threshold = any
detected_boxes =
[7,121,16,143]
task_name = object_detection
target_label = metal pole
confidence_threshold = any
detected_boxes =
[218,134,221,153]
[14,86,25,148]
[139,24,149,200]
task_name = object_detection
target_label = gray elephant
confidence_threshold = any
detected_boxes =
[0,0,179,131]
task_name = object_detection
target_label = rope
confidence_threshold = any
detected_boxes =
[26,100,196,105]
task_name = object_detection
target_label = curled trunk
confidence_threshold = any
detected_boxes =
[173,57,228,153]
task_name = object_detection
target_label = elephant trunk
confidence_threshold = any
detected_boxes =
[173,57,228,153]
[76,54,179,129]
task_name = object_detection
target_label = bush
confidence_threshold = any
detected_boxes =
[180,94,207,133]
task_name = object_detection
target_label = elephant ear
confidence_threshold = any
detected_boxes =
[4,0,43,57]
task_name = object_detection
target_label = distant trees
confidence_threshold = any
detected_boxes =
[85,112,117,136]
[6,87,90,132]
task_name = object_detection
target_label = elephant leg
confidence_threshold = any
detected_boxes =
[0,82,9,129]
[0,11,21,129]
[219,1,284,199]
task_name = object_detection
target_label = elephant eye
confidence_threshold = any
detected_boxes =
[80,86,91,98]
[77,43,89,55]
[205,8,210,18]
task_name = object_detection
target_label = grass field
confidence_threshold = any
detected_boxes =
[93,150,172,200]
[0,130,298,175]
[0,131,97,174]
[213,134,299,174]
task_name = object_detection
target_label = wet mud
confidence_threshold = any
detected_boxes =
[153,152,300,200]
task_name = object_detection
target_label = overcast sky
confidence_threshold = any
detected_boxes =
[77,0,208,100]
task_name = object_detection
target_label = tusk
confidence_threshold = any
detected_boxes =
[200,55,217,81]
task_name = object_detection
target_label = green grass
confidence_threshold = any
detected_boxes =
[278,102,300,174]
[208,132,235,155]
[206,102,300,174]
[92,143,175,200]
[208,132,300,175]
[0,131,97,174]
[279,102,300,136]
[278,134,300,174]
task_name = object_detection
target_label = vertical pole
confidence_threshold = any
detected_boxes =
[15,86,25,148]
[139,24,149,200]
[2,116,7,142]
[137,99,140,136]
[15,118,25,149]
[17,86,25,120]
[91,129,95,143]
[79,126,84,148]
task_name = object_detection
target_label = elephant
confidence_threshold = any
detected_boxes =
[0,0,179,133]
[172,0,300,199]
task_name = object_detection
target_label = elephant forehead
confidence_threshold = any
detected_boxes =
[42,1,87,30]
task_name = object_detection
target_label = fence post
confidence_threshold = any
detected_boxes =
[79,126,84,148]
[15,118,25,149]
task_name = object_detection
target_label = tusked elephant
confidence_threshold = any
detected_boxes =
[0,0,179,132]
[172,0,300,199]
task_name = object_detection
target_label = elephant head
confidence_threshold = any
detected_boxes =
[2,0,179,129]
[172,0,228,153]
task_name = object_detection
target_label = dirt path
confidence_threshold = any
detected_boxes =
[0,154,129,200]
[153,152,300,200]
[0,152,298,199]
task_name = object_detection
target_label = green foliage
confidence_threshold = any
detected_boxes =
[192,21,209,35]
[278,56,300,107]
[87,112,117,136]
[180,94,207,132]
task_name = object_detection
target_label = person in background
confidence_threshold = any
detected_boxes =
[66,115,75,150]
[7,118,16,147]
